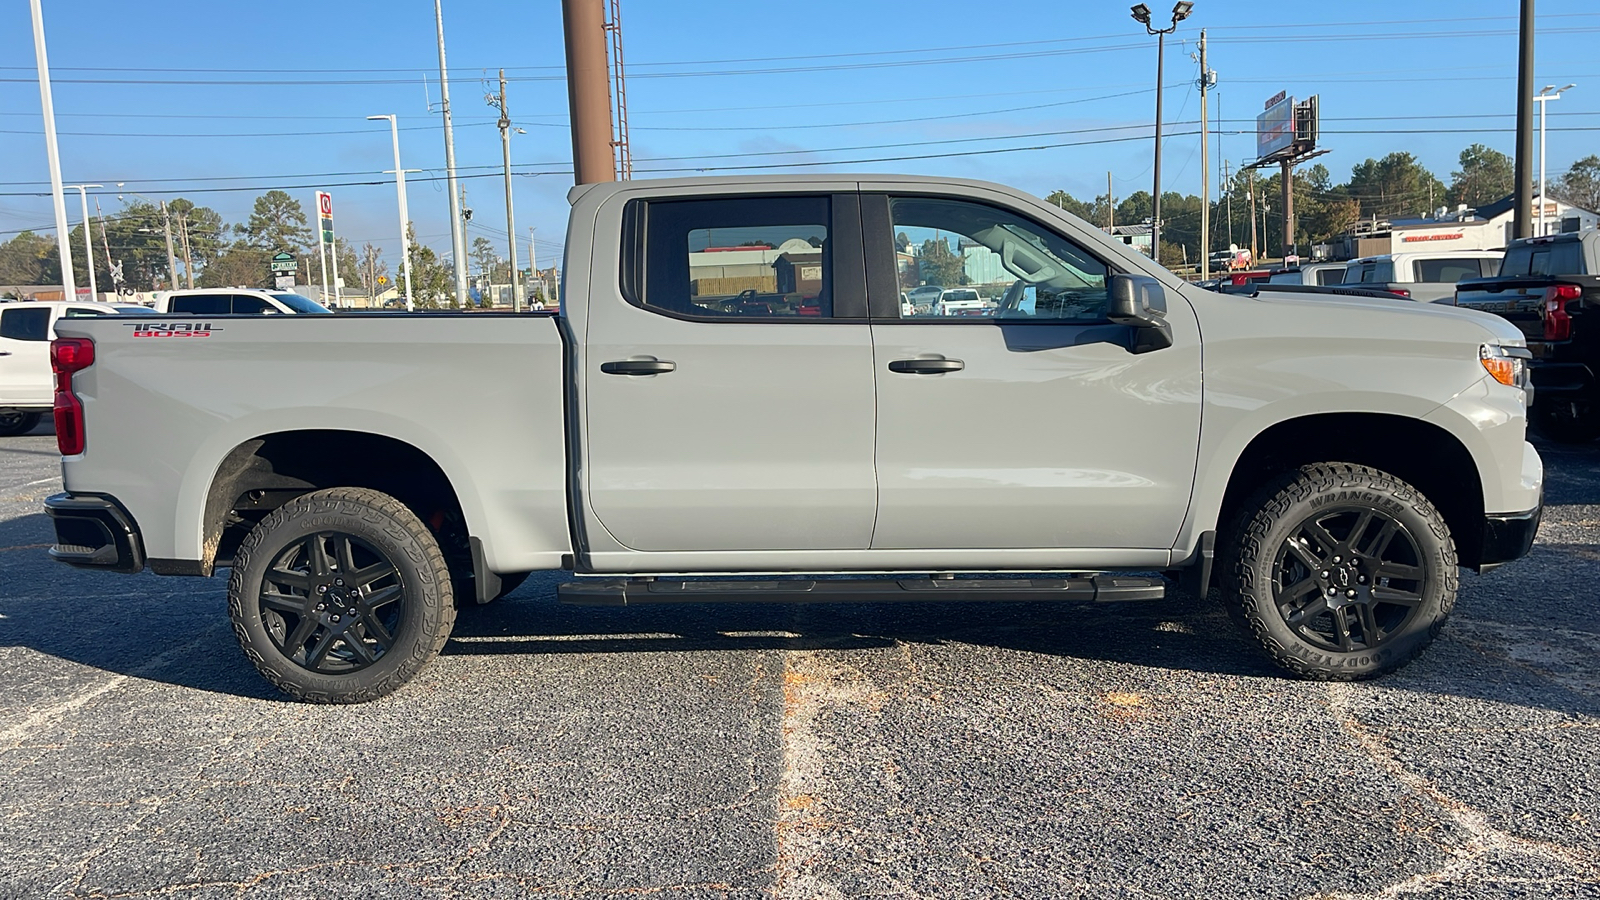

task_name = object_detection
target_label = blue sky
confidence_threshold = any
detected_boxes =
[3,0,1599,273]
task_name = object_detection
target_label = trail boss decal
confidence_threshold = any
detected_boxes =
[124,322,222,338]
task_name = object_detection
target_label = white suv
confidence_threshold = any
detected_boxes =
[153,289,332,316]
[936,288,987,316]
[0,301,150,436]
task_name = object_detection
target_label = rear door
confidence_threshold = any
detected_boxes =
[862,191,1202,553]
[580,192,879,552]
[0,305,53,407]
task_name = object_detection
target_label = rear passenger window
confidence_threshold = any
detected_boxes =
[231,295,271,314]
[1415,259,1483,283]
[633,196,832,319]
[1316,268,1345,286]
[0,307,50,341]
[169,295,231,316]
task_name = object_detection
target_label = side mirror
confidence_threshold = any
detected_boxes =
[1107,274,1174,354]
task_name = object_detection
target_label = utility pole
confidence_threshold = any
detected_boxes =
[435,0,469,306]
[492,69,522,312]
[529,227,540,307]
[176,209,195,289]
[1222,159,1235,252]
[1247,171,1258,264]
[330,218,343,308]
[1199,29,1211,281]
[1513,0,1536,240]
[29,0,74,298]
[95,198,118,291]
[1107,172,1115,231]
[65,185,102,299]
[562,0,618,184]
[158,201,179,291]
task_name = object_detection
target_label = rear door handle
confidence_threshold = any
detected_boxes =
[601,358,676,376]
[888,358,964,374]
[0,351,11,356]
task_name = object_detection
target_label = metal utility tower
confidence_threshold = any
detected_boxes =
[562,0,617,185]
[605,0,633,179]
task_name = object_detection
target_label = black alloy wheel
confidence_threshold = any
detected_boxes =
[229,487,456,703]
[258,533,405,674]
[1222,463,1457,681]
[1271,507,1428,654]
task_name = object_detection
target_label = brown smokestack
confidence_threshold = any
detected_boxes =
[562,0,616,185]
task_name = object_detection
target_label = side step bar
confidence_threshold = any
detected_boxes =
[559,575,1166,607]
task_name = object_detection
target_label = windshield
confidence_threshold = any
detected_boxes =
[270,293,334,315]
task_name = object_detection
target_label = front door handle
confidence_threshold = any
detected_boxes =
[601,358,676,376]
[888,358,964,375]
[0,351,11,356]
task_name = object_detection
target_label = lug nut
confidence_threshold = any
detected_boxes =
[334,578,345,587]
[1346,590,1357,598]
[317,585,327,594]
[1333,556,1342,563]
[332,615,340,622]
[1321,570,1330,578]
[1327,588,1337,596]
[1358,575,1367,584]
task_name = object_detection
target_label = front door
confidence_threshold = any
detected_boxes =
[863,191,1203,552]
[581,192,878,553]
[0,305,54,408]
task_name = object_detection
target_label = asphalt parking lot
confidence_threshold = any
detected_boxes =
[2,420,1597,899]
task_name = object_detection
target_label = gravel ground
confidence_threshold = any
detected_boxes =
[1,419,1596,899]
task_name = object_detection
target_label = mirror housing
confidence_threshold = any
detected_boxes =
[1107,274,1174,354]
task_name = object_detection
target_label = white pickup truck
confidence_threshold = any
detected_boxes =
[0,300,150,435]
[44,175,1544,703]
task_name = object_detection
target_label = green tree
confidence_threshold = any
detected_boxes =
[198,244,270,288]
[1346,153,1446,220]
[0,231,56,285]
[917,237,965,287]
[1553,155,1600,213]
[1114,191,1154,228]
[238,190,312,254]
[100,201,178,291]
[404,223,453,308]
[1447,144,1514,211]
[471,236,498,278]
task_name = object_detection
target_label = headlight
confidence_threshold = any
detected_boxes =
[1481,343,1533,403]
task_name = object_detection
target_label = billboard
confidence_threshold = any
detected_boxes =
[1257,92,1294,160]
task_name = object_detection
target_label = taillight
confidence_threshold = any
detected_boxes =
[50,337,94,455]
[1543,283,1581,341]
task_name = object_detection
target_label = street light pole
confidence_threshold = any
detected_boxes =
[29,0,74,298]
[368,115,415,312]
[1131,2,1193,264]
[65,184,102,300]
[1535,84,1575,237]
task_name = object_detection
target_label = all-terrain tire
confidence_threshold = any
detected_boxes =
[1220,463,1458,681]
[0,411,42,437]
[228,487,457,703]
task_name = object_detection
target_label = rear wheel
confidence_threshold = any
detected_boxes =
[0,411,42,437]
[228,487,457,703]
[1221,463,1457,681]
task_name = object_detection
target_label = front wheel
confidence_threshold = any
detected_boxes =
[228,487,457,703]
[0,411,42,437]
[1221,463,1458,681]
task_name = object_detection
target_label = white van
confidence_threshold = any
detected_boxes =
[1342,251,1503,303]
[0,301,151,435]
[152,289,332,316]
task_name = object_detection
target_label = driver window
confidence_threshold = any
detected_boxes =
[889,197,1110,322]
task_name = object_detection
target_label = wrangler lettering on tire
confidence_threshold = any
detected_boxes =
[1221,463,1457,681]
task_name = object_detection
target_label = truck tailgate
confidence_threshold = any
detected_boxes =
[51,313,572,573]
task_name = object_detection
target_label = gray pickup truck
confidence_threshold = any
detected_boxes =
[43,175,1544,703]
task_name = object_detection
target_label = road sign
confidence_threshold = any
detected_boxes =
[269,251,297,274]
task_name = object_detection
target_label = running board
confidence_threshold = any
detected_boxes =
[558,575,1166,607]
